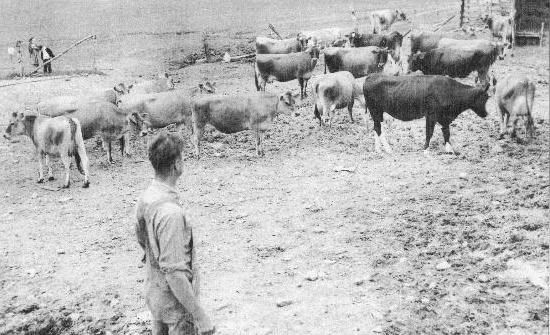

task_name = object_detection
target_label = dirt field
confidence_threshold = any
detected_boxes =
[0,1,549,334]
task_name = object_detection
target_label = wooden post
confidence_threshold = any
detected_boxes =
[268,24,283,40]
[26,34,96,76]
[540,22,545,48]
[460,0,466,27]
[202,32,210,62]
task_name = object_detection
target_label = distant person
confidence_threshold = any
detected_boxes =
[40,45,54,74]
[15,41,24,76]
[135,133,215,335]
[28,37,40,68]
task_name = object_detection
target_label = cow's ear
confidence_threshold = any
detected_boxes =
[198,83,204,90]
[128,84,133,90]
[18,112,24,119]
[11,112,17,118]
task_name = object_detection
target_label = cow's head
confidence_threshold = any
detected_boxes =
[113,83,130,105]
[127,112,149,137]
[4,112,33,140]
[382,54,401,76]
[408,51,426,72]
[387,32,403,61]
[494,42,508,60]
[396,10,407,22]
[471,83,490,118]
[297,33,312,49]
[306,46,320,66]
[372,47,390,68]
[198,81,217,94]
[158,72,175,90]
[278,91,298,112]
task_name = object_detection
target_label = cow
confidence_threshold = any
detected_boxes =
[312,71,365,126]
[363,73,489,155]
[37,87,127,117]
[409,39,506,85]
[191,91,297,156]
[483,13,514,55]
[256,36,303,54]
[323,46,390,78]
[495,74,535,140]
[370,9,407,34]
[39,100,147,163]
[4,112,90,188]
[119,90,194,133]
[120,83,217,132]
[410,31,444,54]
[298,28,347,49]
[348,31,403,61]
[127,73,175,94]
[255,46,320,98]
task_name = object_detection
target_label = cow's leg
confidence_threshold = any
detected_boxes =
[76,143,90,188]
[441,123,455,154]
[299,78,305,99]
[122,132,131,157]
[37,152,45,183]
[348,100,355,123]
[60,153,71,188]
[373,119,383,153]
[498,105,508,139]
[303,79,309,97]
[192,121,204,157]
[423,117,436,156]
[478,67,489,86]
[314,103,322,126]
[107,141,114,163]
[119,136,126,157]
[45,154,54,181]
[255,130,265,156]
[510,116,519,140]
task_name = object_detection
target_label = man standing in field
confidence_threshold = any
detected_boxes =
[136,133,215,335]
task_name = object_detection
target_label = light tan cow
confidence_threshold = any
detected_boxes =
[495,74,536,140]
[128,73,175,94]
[4,113,90,188]
[312,71,365,127]
[191,92,297,156]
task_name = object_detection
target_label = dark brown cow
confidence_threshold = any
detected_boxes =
[363,73,489,155]
[409,39,507,85]
[348,31,403,61]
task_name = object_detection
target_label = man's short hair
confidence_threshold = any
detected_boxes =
[148,132,184,176]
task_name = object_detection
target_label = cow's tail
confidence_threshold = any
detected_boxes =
[324,59,327,74]
[71,119,86,175]
[254,63,260,91]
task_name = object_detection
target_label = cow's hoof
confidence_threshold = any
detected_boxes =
[37,178,44,184]
[82,181,90,188]
[48,176,55,181]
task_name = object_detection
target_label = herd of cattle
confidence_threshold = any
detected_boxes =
[2,8,537,188]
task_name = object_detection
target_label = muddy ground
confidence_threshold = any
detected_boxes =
[0,1,549,334]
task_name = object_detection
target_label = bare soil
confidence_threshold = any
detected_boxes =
[0,1,548,334]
